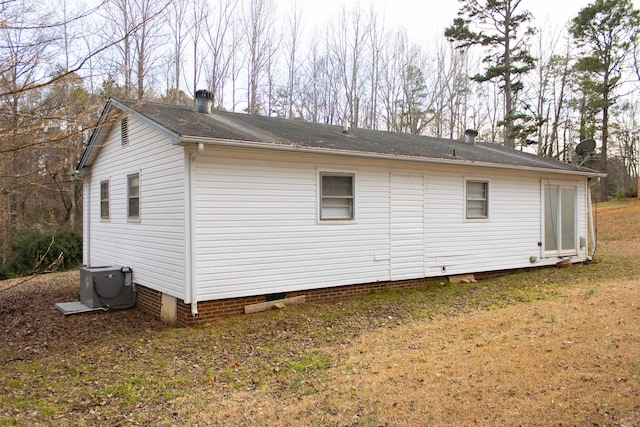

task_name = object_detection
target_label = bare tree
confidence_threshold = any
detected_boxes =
[243,0,278,115]
[100,0,134,96]
[283,1,304,119]
[610,102,639,193]
[230,22,245,112]
[329,6,369,127]
[299,36,330,123]
[132,0,169,99]
[99,0,168,99]
[0,0,104,262]
[364,5,385,129]
[165,0,189,103]
[523,23,566,155]
[545,41,573,158]
[203,0,239,108]
[431,40,472,139]
[379,30,407,131]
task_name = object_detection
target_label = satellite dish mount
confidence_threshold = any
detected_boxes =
[575,139,596,166]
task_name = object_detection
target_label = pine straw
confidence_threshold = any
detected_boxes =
[1,202,639,426]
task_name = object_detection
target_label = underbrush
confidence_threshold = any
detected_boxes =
[0,229,82,279]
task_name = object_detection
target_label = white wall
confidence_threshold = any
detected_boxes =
[86,114,187,299]
[193,148,588,301]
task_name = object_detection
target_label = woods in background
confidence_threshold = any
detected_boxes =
[1,0,639,268]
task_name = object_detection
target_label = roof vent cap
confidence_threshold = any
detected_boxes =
[465,129,478,144]
[195,90,214,114]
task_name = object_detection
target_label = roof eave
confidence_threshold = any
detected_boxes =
[180,135,603,178]
[76,99,181,172]
[77,100,117,172]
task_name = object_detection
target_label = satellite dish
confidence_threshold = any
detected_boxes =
[575,139,596,156]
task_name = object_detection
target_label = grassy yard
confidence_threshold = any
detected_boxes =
[1,202,639,426]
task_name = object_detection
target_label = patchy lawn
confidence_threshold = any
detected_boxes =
[1,202,640,426]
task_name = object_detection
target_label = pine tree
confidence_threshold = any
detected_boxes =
[570,0,640,201]
[445,0,536,148]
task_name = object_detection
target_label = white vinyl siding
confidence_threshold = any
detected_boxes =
[192,148,589,302]
[390,174,425,280]
[425,171,586,275]
[87,114,186,299]
[194,151,389,301]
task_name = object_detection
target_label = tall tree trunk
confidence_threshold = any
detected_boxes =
[600,103,609,202]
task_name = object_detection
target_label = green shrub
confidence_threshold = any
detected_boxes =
[615,186,638,199]
[4,229,82,278]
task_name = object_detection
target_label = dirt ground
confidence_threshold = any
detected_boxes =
[1,202,639,426]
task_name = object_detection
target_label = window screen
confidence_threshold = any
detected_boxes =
[320,173,354,220]
[100,180,109,219]
[127,173,139,220]
[466,180,488,219]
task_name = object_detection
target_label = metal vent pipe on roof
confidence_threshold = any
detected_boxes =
[195,89,214,114]
[465,129,478,144]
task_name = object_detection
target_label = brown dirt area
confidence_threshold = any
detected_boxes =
[1,202,640,426]
[257,281,640,425]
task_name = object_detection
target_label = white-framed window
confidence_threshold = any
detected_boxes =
[465,179,489,219]
[127,173,140,220]
[100,180,110,219]
[319,171,355,221]
[544,184,576,254]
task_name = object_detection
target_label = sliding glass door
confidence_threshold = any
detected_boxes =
[544,184,576,254]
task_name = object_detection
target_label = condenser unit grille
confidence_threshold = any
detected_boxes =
[80,266,136,309]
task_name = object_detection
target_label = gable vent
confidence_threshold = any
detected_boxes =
[121,117,129,146]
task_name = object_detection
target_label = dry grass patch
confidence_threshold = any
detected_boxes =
[165,280,640,426]
[315,281,639,425]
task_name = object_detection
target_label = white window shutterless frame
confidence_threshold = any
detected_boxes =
[319,172,355,221]
[127,173,140,221]
[465,179,489,220]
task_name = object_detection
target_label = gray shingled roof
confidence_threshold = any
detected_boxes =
[79,98,601,177]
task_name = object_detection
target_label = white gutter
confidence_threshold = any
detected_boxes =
[179,135,604,178]
[185,142,204,317]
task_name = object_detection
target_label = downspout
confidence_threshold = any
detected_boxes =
[587,178,598,259]
[84,175,91,266]
[187,142,204,317]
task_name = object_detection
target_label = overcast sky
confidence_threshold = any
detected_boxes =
[277,0,636,45]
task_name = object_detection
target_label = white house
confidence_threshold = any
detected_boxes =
[77,96,601,325]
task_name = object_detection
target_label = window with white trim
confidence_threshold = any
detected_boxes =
[320,172,354,220]
[127,173,140,220]
[100,180,109,219]
[466,180,489,219]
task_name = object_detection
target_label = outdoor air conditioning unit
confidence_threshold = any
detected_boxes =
[80,266,136,309]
